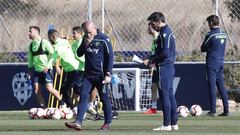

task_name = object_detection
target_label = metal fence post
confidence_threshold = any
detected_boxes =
[212,0,219,16]
[101,0,105,33]
[87,0,92,21]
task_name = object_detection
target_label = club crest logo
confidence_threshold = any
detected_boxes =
[12,72,33,105]
[95,41,100,46]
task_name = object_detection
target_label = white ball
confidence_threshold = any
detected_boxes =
[190,104,202,116]
[52,109,62,120]
[142,107,147,112]
[36,108,47,119]
[61,108,73,119]
[177,106,189,118]
[28,108,38,119]
[46,108,56,119]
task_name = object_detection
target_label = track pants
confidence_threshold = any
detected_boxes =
[157,64,178,126]
[76,74,112,124]
[206,61,229,113]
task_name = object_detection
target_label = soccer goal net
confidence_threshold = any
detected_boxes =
[110,68,152,111]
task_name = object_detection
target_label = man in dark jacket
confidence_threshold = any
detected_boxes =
[201,15,229,117]
[65,21,114,131]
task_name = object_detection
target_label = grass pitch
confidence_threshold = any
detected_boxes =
[0,111,240,135]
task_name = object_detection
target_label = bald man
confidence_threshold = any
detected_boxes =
[65,21,114,131]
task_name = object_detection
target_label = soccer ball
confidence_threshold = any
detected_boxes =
[177,106,189,118]
[28,108,46,119]
[35,108,47,119]
[61,108,74,119]
[190,104,202,116]
[51,109,62,120]
[28,108,38,119]
[46,108,56,119]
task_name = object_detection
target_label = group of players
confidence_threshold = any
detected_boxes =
[27,11,230,131]
[28,21,114,130]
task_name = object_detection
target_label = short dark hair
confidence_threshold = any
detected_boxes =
[48,29,58,36]
[72,26,82,33]
[206,15,219,26]
[29,26,40,34]
[147,12,165,23]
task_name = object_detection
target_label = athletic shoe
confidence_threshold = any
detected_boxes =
[112,111,119,119]
[144,108,157,114]
[99,123,110,131]
[171,125,179,131]
[218,112,229,116]
[206,112,216,117]
[88,108,97,115]
[97,102,103,113]
[153,125,172,131]
[65,121,82,130]
[95,113,104,120]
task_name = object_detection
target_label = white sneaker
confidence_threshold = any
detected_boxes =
[87,108,97,115]
[153,125,172,131]
[172,125,179,130]
[60,103,67,108]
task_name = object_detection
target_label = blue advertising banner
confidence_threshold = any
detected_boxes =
[0,64,49,110]
[0,63,209,111]
[174,63,209,109]
[113,63,210,110]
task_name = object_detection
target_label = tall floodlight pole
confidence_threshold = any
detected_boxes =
[87,0,93,21]
[214,0,219,16]
[101,0,105,33]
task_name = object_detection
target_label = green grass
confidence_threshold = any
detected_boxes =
[0,111,240,135]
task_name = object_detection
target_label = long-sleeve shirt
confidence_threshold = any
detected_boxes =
[49,38,79,72]
[71,38,85,71]
[201,28,227,62]
[77,30,114,76]
[150,24,176,65]
[28,38,54,72]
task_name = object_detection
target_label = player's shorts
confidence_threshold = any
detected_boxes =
[75,71,84,87]
[62,70,84,94]
[33,70,53,84]
[152,70,158,83]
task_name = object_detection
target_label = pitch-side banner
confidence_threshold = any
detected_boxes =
[0,63,209,110]
[0,64,48,110]
[174,63,209,110]
[113,63,210,110]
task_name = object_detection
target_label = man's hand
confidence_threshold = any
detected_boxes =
[143,59,156,68]
[56,66,62,75]
[103,72,112,84]
[103,76,111,84]
[143,59,149,66]
[84,35,94,46]
[86,36,94,44]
